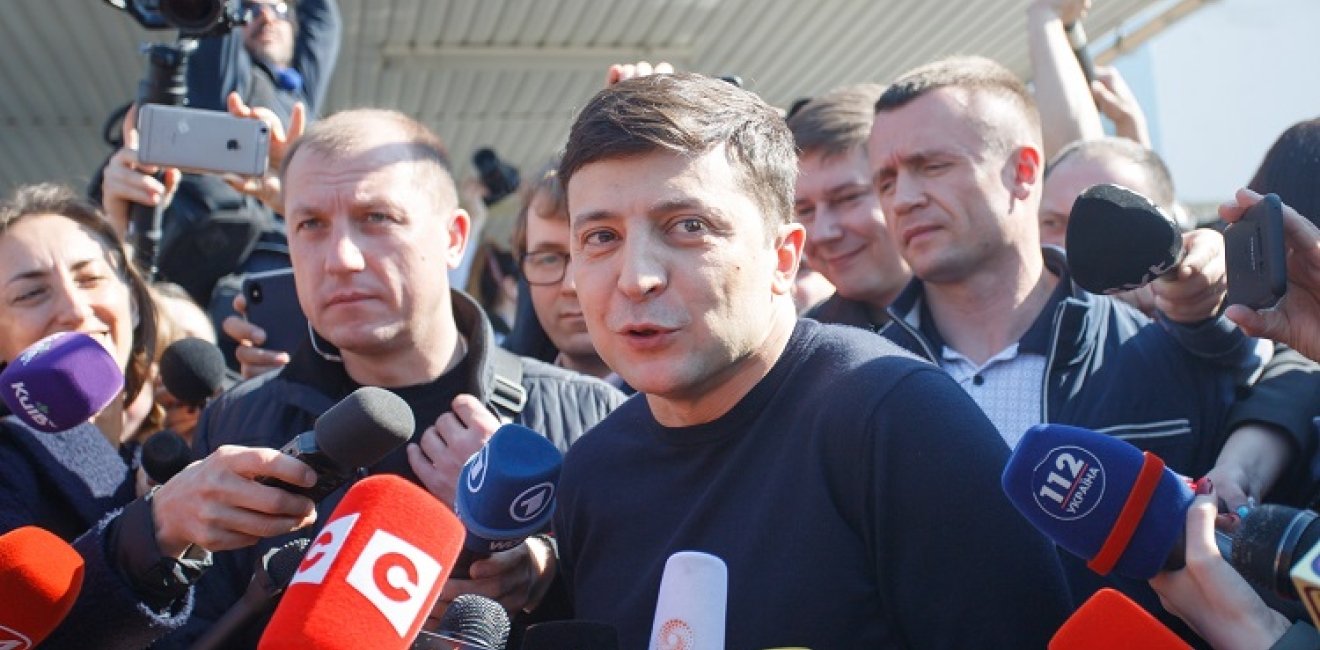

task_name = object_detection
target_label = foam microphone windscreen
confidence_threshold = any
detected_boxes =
[315,386,416,469]
[648,551,727,650]
[0,331,124,433]
[1048,588,1190,649]
[142,430,194,484]
[1002,423,1194,580]
[1066,183,1184,295]
[1233,504,1320,599]
[159,337,227,405]
[0,526,85,649]
[259,475,464,650]
[522,621,619,650]
[431,593,510,650]
[453,424,562,568]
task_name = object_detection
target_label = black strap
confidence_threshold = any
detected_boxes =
[488,346,527,421]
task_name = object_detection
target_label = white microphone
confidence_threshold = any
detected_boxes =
[648,551,727,650]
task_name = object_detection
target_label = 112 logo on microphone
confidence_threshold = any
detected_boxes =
[1031,445,1106,521]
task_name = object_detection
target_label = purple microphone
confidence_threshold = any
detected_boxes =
[0,332,124,432]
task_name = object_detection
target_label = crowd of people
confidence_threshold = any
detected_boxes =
[5,0,1320,647]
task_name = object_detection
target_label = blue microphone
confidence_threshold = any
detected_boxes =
[1001,423,1195,580]
[451,424,562,579]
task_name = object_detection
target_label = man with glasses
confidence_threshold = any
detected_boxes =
[511,163,624,387]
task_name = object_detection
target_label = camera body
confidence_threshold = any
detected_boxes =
[472,148,521,206]
[106,0,245,36]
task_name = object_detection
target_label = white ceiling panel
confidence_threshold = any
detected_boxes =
[2,0,1187,201]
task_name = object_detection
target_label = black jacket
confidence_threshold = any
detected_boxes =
[158,291,625,648]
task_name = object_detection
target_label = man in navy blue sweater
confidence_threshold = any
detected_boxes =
[548,71,1071,648]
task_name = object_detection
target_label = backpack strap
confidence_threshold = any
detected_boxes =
[487,346,527,422]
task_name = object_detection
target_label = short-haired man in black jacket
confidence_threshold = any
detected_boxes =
[157,109,624,648]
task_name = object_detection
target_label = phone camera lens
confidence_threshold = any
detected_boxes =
[249,284,263,304]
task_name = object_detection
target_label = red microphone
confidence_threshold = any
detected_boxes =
[1049,588,1190,649]
[259,475,465,650]
[0,526,85,649]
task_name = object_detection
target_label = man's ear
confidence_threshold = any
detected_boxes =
[771,222,806,296]
[1008,145,1043,200]
[445,208,472,270]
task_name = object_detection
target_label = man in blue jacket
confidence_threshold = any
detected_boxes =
[867,55,1319,643]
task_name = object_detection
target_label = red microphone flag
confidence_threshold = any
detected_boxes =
[0,526,85,649]
[260,474,465,650]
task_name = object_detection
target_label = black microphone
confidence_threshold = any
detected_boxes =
[159,336,228,408]
[413,594,510,650]
[191,537,311,650]
[258,386,414,501]
[141,429,194,484]
[1231,504,1320,600]
[1064,21,1097,84]
[521,621,619,650]
[1066,183,1185,295]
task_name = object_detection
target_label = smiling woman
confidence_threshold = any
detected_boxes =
[0,183,157,431]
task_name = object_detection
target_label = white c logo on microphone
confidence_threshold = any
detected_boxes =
[346,530,442,638]
[289,512,359,587]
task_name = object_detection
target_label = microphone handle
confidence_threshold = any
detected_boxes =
[1163,529,1234,572]
[450,546,489,580]
[1064,22,1097,84]
[191,575,280,650]
[256,436,357,502]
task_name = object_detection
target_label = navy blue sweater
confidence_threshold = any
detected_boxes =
[555,319,1072,648]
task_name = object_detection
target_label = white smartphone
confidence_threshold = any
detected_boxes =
[136,104,270,177]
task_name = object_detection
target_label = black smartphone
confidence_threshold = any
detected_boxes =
[1224,193,1287,310]
[241,268,309,355]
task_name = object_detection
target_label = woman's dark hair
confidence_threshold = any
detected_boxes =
[1249,118,1320,226]
[0,183,158,406]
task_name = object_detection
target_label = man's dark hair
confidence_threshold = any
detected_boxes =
[512,157,567,260]
[1249,117,1320,227]
[1047,137,1177,210]
[787,83,886,159]
[559,72,796,229]
[876,56,1042,152]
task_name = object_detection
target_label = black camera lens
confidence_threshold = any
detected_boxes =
[160,0,227,32]
[472,148,520,207]
[247,283,263,304]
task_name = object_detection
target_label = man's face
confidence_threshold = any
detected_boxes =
[523,197,595,358]
[868,88,1035,285]
[795,148,909,307]
[282,142,468,359]
[242,0,296,67]
[1039,155,1157,248]
[567,147,800,403]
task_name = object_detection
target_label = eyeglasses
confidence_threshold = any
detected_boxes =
[241,1,292,22]
[520,251,571,286]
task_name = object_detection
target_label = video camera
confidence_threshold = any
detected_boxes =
[104,0,246,37]
[473,148,521,207]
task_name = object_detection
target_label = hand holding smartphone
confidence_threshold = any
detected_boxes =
[137,104,270,177]
[241,269,309,355]
[1224,193,1287,310]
